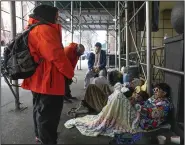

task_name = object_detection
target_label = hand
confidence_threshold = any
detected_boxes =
[96,67,100,72]
[94,67,100,73]
[65,77,73,85]
[68,79,73,85]
[91,67,97,73]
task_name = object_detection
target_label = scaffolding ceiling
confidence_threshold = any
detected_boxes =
[38,1,123,31]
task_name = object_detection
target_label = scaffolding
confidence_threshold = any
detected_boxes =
[1,1,36,110]
[1,1,184,110]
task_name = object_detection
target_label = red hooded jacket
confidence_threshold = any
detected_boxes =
[64,43,79,70]
[21,18,74,95]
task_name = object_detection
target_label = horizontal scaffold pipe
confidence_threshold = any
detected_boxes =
[122,46,165,55]
[62,23,115,26]
[120,58,184,76]
[140,63,184,76]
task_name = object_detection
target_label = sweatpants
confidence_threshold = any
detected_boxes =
[32,92,64,144]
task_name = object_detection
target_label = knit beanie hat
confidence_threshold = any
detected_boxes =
[33,5,58,23]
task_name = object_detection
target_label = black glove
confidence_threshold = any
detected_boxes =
[68,79,73,85]
[65,77,73,85]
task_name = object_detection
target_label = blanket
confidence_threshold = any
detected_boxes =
[84,84,112,113]
[64,86,144,137]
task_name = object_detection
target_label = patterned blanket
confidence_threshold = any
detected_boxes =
[64,87,144,137]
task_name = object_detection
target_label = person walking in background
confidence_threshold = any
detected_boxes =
[64,43,85,103]
[84,42,107,89]
[21,5,74,144]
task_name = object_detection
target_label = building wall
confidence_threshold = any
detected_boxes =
[106,1,178,81]
[142,9,178,49]
[140,3,178,82]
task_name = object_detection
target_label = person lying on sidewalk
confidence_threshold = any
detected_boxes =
[64,43,85,103]
[64,83,173,137]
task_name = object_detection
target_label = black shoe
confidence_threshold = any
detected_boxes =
[68,95,77,100]
[64,96,73,103]
[67,93,77,100]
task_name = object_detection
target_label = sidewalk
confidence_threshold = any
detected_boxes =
[1,60,176,144]
[1,68,110,144]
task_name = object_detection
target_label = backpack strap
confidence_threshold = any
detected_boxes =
[28,21,48,31]
[27,21,49,65]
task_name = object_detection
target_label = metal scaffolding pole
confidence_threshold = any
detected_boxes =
[146,1,152,95]
[71,1,74,42]
[10,1,20,110]
[121,2,146,33]
[21,1,24,30]
[129,26,146,79]
[98,1,114,18]
[118,1,121,71]
[54,1,56,7]
[125,1,129,67]
[106,25,109,54]
[106,25,110,68]
[114,2,117,68]
[35,1,39,7]
[79,1,82,70]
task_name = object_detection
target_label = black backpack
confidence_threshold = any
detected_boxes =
[3,21,47,80]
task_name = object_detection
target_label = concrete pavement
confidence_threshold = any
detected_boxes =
[1,67,111,144]
[1,60,177,144]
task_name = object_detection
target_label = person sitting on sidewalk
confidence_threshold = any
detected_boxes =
[64,43,85,103]
[67,71,112,117]
[84,42,107,89]
[139,83,173,130]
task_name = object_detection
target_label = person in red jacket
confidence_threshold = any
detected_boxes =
[64,43,85,102]
[21,5,74,144]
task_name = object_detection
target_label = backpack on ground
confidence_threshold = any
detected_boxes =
[2,21,47,80]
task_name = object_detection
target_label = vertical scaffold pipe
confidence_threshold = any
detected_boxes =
[146,1,152,96]
[118,1,121,71]
[125,1,129,67]
[10,1,20,110]
[79,1,82,70]
[71,1,74,42]
[114,2,117,68]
